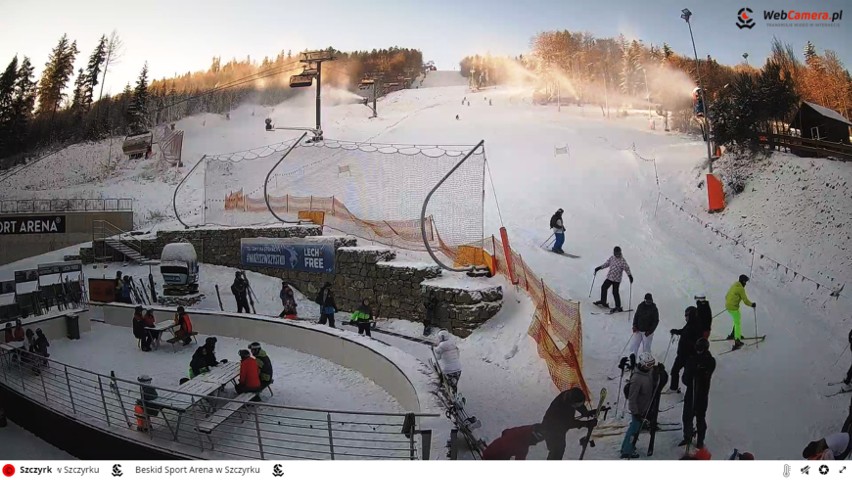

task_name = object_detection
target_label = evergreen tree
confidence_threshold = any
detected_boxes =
[662,43,673,60]
[0,56,18,123]
[84,35,107,108]
[71,68,89,113]
[37,34,79,117]
[8,57,37,153]
[128,63,149,132]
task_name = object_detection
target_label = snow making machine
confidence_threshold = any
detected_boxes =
[122,131,153,159]
[159,243,199,296]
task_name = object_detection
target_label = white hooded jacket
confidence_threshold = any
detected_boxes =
[434,331,462,374]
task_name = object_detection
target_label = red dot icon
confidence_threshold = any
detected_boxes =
[2,464,14,477]
[741,12,750,19]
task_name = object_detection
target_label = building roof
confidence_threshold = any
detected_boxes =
[803,101,852,126]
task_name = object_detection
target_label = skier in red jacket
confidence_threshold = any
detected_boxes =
[236,349,262,395]
[482,424,545,460]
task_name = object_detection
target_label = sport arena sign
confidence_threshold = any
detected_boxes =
[0,215,66,235]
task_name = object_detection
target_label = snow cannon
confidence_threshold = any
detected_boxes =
[122,131,153,159]
[160,243,199,296]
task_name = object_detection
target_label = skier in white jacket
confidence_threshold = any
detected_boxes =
[434,330,462,390]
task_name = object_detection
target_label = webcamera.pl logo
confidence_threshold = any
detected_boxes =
[2,464,14,478]
[737,8,755,29]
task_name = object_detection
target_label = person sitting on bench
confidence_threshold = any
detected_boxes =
[249,342,273,391]
[143,309,159,347]
[236,349,262,399]
[189,337,220,378]
[351,299,373,337]
[173,307,194,346]
[132,306,152,351]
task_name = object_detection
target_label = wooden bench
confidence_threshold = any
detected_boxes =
[196,392,257,435]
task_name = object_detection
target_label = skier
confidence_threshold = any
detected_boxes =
[549,208,566,254]
[481,424,546,460]
[433,330,462,390]
[694,295,713,339]
[680,337,715,449]
[173,306,194,346]
[315,282,338,328]
[669,306,702,392]
[351,299,374,337]
[279,282,298,319]
[628,293,659,361]
[249,342,273,390]
[593,246,633,313]
[803,432,852,460]
[541,387,598,460]
[724,275,756,350]
[621,352,656,459]
[231,272,250,314]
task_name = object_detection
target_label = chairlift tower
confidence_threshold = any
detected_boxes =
[288,49,337,142]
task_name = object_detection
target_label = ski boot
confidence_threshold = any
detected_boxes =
[593,300,609,307]
[620,451,640,459]
[732,340,745,350]
[610,306,623,313]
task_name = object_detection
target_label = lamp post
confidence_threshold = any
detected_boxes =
[742,52,749,66]
[681,8,714,173]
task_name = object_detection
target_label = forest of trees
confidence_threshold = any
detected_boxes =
[0,36,423,163]
[461,32,851,151]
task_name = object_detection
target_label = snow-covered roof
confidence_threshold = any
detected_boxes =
[160,243,197,263]
[803,101,852,126]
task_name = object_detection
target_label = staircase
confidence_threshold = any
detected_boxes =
[93,220,151,264]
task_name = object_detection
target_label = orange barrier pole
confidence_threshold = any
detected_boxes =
[500,227,518,284]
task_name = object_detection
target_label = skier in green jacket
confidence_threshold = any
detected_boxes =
[725,275,756,350]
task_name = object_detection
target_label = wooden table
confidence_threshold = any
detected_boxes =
[147,361,240,440]
[144,320,177,350]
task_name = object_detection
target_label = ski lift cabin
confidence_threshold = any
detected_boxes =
[122,131,153,159]
[160,243,199,295]
[358,78,375,91]
[289,72,314,88]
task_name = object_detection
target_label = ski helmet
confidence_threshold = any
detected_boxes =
[739,274,750,284]
[437,330,450,342]
[695,337,710,353]
[638,352,656,368]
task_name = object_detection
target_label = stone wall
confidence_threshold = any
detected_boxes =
[86,225,502,337]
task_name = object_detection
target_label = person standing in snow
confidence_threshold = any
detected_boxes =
[725,275,756,350]
[433,330,462,391]
[549,208,566,254]
[628,293,659,362]
[316,282,337,328]
[482,424,546,460]
[803,432,852,460]
[541,387,598,460]
[231,272,250,314]
[680,337,715,449]
[621,352,656,459]
[669,306,702,392]
[351,299,373,337]
[423,292,439,336]
[593,246,633,313]
[279,282,298,319]
[694,295,713,339]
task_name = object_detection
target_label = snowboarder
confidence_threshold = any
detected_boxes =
[249,342,273,390]
[433,330,461,390]
[725,275,756,350]
[549,208,566,254]
[189,337,219,378]
[593,246,633,313]
[423,292,438,336]
[803,432,852,460]
[315,282,338,328]
[628,293,659,360]
[621,352,656,459]
[351,299,374,337]
[541,387,598,460]
[231,272,250,314]
[279,282,298,319]
[482,424,546,460]
[694,295,713,339]
[680,337,715,449]
[669,306,702,392]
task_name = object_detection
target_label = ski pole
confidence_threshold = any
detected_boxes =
[662,334,675,364]
[540,233,555,248]
[588,271,597,298]
[626,282,633,321]
[833,343,850,367]
[753,308,758,350]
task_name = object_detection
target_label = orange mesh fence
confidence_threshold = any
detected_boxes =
[490,235,589,398]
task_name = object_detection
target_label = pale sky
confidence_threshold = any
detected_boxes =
[1,0,848,96]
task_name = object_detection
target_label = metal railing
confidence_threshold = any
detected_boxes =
[0,349,436,459]
[0,198,133,214]
[92,219,144,262]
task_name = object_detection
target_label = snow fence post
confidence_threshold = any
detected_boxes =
[541,278,551,324]
[519,254,529,291]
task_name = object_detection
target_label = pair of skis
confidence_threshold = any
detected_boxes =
[240,270,257,314]
[825,381,852,398]
[430,349,486,458]
[717,336,767,355]
[578,388,607,459]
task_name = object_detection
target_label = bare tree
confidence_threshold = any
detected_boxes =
[97,30,124,105]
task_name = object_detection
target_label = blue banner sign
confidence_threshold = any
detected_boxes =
[240,238,335,273]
